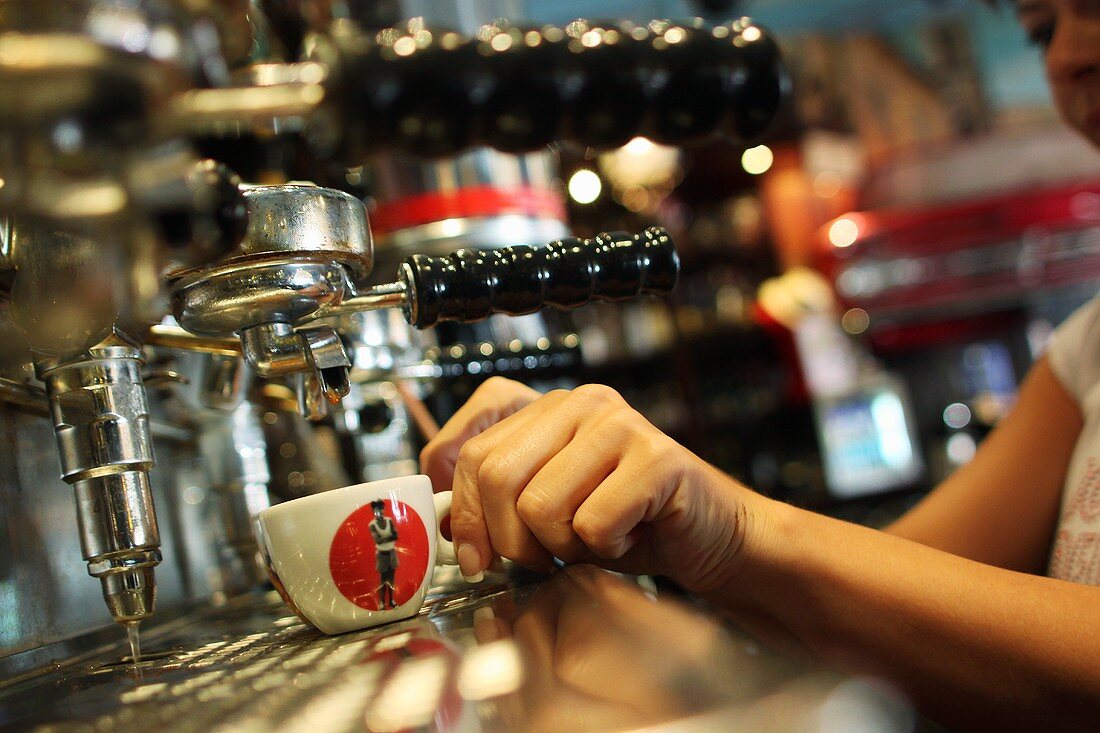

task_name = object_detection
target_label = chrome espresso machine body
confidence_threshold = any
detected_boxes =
[0,0,786,705]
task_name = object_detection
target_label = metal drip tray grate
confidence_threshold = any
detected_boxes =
[89,630,383,733]
[1,567,859,733]
[4,578,529,733]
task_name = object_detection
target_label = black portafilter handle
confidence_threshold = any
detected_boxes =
[399,227,678,329]
[320,18,786,158]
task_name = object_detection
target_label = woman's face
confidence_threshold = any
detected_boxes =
[1016,0,1100,147]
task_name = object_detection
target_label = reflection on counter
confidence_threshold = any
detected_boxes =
[0,566,922,733]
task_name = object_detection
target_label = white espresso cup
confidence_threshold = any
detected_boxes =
[255,475,459,635]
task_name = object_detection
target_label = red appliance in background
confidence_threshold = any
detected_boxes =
[819,179,1100,483]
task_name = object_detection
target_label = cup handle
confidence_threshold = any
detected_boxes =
[433,491,457,565]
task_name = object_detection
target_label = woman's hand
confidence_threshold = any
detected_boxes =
[419,376,762,591]
[420,370,1100,730]
[420,376,542,498]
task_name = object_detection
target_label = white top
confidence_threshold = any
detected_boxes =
[1045,296,1100,584]
[369,516,398,552]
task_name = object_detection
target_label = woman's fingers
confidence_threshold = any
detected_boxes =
[419,377,541,495]
[477,385,638,565]
[449,388,577,575]
[438,380,699,582]
[518,428,621,563]
[419,377,543,579]
[570,430,684,560]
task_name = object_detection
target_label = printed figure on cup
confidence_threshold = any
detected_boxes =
[369,499,401,609]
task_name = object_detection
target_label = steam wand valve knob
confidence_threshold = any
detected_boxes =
[398,227,678,329]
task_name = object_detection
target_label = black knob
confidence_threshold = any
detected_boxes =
[473,22,570,152]
[400,227,678,329]
[357,27,482,158]
[555,21,651,150]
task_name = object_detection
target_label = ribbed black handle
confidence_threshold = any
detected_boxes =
[400,227,678,329]
[320,18,786,158]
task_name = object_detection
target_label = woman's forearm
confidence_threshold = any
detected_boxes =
[418,376,1100,729]
[710,498,1100,730]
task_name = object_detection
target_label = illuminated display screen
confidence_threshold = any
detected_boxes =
[816,382,924,498]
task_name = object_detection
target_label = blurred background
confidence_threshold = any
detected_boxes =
[415,0,1100,524]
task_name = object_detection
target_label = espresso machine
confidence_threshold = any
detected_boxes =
[0,1,785,722]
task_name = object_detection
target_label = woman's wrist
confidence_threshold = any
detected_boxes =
[671,458,790,596]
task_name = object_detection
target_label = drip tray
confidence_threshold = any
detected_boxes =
[2,575,531,733]
[1,566,840,733]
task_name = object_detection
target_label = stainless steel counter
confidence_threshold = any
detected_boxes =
[0,566,919,733]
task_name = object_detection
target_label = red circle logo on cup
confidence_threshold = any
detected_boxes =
[329,499,430,611]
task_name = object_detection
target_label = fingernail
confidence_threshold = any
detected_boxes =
[457,543,484,583]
